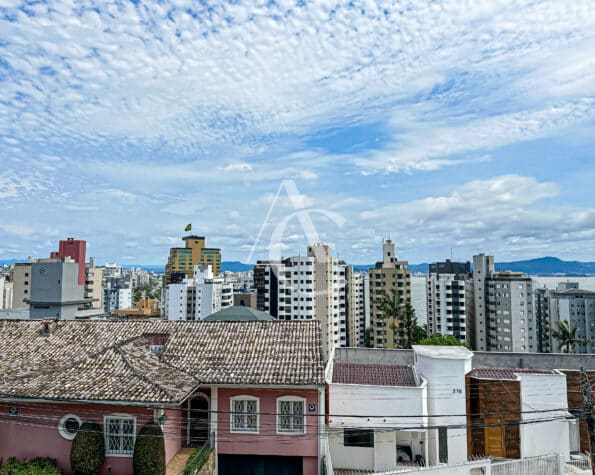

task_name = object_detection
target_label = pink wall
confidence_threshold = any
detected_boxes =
[0,401,182,475]
[217,387,320,475]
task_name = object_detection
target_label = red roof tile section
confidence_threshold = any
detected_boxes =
[333,363,417,387]
[471,368,556,380]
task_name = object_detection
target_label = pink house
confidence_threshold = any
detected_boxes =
[0,319,325,475]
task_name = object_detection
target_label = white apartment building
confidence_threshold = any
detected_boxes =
[104,287,132,314]
[254,243,351,353]
[427,260,471,345]
[166,264,233,321]
[347,269,369,347]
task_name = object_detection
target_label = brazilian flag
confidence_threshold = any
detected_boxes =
[184,223,192,232]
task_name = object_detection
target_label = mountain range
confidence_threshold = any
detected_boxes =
[1,256,595,276]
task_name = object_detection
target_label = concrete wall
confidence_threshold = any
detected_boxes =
[519,373,570,461]
[335,347,595,371]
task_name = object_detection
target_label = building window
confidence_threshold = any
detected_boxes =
[277,396,305,434]
[231,396,259,433]
[438,427,448,463]
[58,414,81,440]
[104,415,136,456]
[344,428,374,447]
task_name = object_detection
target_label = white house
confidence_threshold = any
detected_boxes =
[327,360,428,472]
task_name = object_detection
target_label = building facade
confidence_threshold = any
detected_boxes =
[472,255,535,352]
[84,258,103,310]
[166,264,233,321]
[369,240,411,349]
[427,260,471,345]
[28,258,88,320]
[50,238,87,286]
[164,235,221,285]
[254,244,351,354]
[8,262,31,309]
[346,268,369,347]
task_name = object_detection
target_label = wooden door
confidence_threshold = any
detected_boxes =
[484,417,505,457]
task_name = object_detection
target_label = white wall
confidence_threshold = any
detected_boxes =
[414,350,472,466]
[519,373,570,461]
[328,433,374,471]
[329,383,427,429]
[167,283,187,321]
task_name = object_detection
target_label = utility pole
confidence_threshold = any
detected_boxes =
[580,367,595,474]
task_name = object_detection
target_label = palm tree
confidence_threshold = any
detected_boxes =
[552,320,586,353]
[379,290,404,348]
[378,291,425,349]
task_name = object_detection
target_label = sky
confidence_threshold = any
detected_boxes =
[1,0,595,265]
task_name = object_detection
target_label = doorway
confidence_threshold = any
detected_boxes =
[187,393,209,447]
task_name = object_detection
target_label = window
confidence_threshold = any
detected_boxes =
[344,428,374,447]
[439,427,448,463]
[277,396,305,434]
[58,414,81,440]
[231,396,258,433]
[104,415,136,456]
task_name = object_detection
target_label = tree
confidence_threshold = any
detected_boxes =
[552,320,586,353]
[364,327,372,348]
[133,422,165,475]
[379,290,425,349]
[70,422,105,475]
[419,334,465,346]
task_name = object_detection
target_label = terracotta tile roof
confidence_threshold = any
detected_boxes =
[0,320,324,404]
[332,363,417,387]
[470,367,556,381]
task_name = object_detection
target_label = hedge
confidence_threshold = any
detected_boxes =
[133,422,165,475]
[70,422,105,475]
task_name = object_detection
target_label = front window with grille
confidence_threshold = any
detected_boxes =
[231,397,258,432]
[277,397,305,434]
[105,416,136,455]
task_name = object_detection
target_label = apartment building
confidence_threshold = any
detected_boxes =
[104,278,132,314]
[472,254,535,352]
[254,243,350,353]
[166,264,233,321]
[346,267,369,347]
[546,283,595,353]
[84,257,103,310]
[28,258,90,320]
[369,240,411,349]
[164,235,221,285]
[427,260,472,345]
[8,262,31,309]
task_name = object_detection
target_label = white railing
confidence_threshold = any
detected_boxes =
[491,453,563,475]
[566,454,591,471]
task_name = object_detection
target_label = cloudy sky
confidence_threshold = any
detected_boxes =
[1,0,595,265]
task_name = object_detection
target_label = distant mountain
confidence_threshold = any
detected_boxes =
[495,256,595,276]
[221,261,253,272]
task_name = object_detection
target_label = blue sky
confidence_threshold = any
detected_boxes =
[1,0,595,265]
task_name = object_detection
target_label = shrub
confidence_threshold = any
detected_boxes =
[0,457,60,474]
[182,446,210,475]
[70,422,105,475]
[133,422,165,475]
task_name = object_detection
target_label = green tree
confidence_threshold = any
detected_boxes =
[364,327,372,348]
[70,422,105,475]
[552,320,586,353]
[419,334,465,346]
[133,422,165,475]
[379,290,425,349]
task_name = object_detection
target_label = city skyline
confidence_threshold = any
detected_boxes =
[2,1,595,263]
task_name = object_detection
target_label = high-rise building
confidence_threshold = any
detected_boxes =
[164,235,222,285]
[534,286,553,353]
[369,239,411,349]
[165,264,233,321]
[545,283,595,354]
[346,268,369,347]
[50,238,86,285]
[28,258,89,320]
[253,243,351,354]
[8,262,32,309]
[427,260,472,346]
[472,254,535,352]
[84,257,103,310]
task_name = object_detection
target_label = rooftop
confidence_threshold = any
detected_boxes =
[0,320,324,404]
[412,345,473,360]
[332,362,418,387]
[470,367,557,381]
[204,306,275,321]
